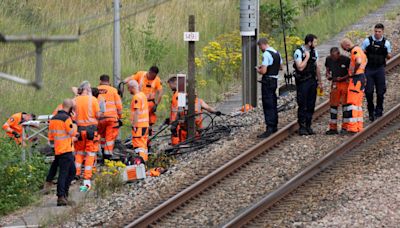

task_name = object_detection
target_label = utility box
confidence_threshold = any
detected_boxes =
[240,0,257,36]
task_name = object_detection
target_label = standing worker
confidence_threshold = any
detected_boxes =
[325,47,350,134]
[256,37,282,138]
[2,112,35,144]
[166,76,180,145]
[128,80,150,162]
[362,23,392,121]
[341,38,367,133]
[74,81,101,189]
[47,99,77,206]
[293,34,323,135]
[124,66,163,135]
[97,75,123,160]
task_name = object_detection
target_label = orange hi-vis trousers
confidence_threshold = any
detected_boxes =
[343,74,366,133]
[98,118,119,156]
[132,127,149,161]
[329,81,349,131]
[74,129,99,180]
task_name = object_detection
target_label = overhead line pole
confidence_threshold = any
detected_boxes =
[113,0,121,88]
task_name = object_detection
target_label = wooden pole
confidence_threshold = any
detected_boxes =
[187,15,196,139]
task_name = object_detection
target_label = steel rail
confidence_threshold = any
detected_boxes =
[126,53,400,228]
[222,54,400,228]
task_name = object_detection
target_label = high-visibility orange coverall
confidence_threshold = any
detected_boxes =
[97,85,123,156]
[131,91,149,161]
[172,97,204,145]
[343,46,367,133]
[74,95,100,180]
[2,112,24,144]
[48,110,77,198]
[128,71,162,126]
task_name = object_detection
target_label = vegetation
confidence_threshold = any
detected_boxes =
[0,139,48,215]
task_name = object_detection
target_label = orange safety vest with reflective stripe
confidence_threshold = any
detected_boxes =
[48,110,77,155]
[129,71,162,101]
[349,46,367,76]
[75,95,100,126]
[2,112,23,135]
[170,91,179,122]
[98,85,123,118]
[131,92,149,128]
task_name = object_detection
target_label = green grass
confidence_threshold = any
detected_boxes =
[295,0,387,42]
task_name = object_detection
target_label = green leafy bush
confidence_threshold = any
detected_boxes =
[0,139,48,215]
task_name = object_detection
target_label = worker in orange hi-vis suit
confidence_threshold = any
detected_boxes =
[124,66,163,136]
[341,38,367,134]
[127,80,149,162]
[97,74,123,161]
[74,81,101,189]
[325,47,351,135]
[2,112,35,144]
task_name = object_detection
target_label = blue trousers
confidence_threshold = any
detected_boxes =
[296,77,317,126]
[365,66,386,117]
[56,152,76,197]
[261,76,278,130]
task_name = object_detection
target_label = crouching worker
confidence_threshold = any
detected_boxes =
[128,80,150,162]
[48,99,78,206]
[2,112,35,145]
[166,76,221,145]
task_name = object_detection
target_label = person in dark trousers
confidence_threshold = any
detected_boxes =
[48,99,78,206]
[293,34,322,135]
[325,47,350,134]
[256,38,282,138]
[362,23,392,121]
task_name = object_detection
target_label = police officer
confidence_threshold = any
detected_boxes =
[256,38,282,138]
[362,23,392,121]
[293,34,322,135]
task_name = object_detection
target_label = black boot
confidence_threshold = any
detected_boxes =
[298,123,309,136]
[306,122,315,135]
[257,127,277,139]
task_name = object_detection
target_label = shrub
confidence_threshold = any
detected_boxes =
[93,159,125,198]
[0,139,48,215]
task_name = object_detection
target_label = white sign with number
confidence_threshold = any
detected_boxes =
[184,32,199,41]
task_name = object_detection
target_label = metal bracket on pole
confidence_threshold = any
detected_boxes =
[0,34,78,89]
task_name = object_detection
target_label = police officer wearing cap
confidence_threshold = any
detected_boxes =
[362,23,392,122]
[293,34,322,135]
[256,38,282,138]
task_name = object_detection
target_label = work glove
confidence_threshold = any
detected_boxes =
[163,118,170,125]
[12,131,20,138]
[215,111,222,116]
[152,104,158,113]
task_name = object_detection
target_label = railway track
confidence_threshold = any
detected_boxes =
[126,54,400,228]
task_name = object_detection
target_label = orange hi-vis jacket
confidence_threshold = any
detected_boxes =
[170,91,179,122]
[48,110,77,155]
[2,112,23,136]
[98,85,123,119]
[129,71,163,101]
[131,92,149,128]
[75,95,100,127]
[349,46,367,76]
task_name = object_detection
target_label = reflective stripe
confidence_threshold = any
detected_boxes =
[329,119,338,124]
[330,108,338,114]
[54,135,71,140]
[49,129,67,134]
[75,162,82,168]
[87,152,97,156]
[84,166,93,171]
[68,128,75,136]
[103,150,112,155]
[134,148,145,153]
[343,105,362,111]
[76,151,85,156]
[105,107,117,112]
[343,117,363,123]
[138,118,148,123]
[105,141,114,146]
